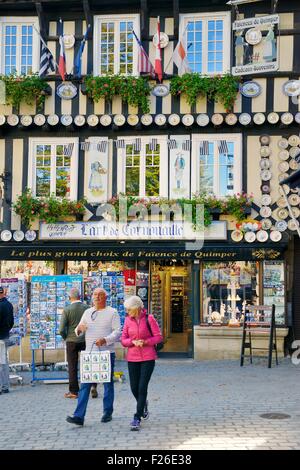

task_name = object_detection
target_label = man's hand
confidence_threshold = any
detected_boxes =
[95,337,107,347]
[77,323,87,334]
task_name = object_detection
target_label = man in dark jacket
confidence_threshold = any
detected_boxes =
[0,286,14,394]
[59,288,88,398]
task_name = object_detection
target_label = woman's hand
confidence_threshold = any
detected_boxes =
[132,339,144,347]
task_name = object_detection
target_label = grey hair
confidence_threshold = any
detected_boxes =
[69,288,80,300]
[93,287,108,297]
[124,296,144,311]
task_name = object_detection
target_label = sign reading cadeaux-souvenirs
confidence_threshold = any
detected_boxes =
[169,135,190,199]
[30,275,83,350]
[232,14,279,76]
[85,137,109,203]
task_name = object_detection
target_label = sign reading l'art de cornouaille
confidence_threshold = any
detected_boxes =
[232,14,279,76]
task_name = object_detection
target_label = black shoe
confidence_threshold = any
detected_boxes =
[66,415,84,426]
[2,389,9,394]
[91,388,98,398]
[101,414,112,423]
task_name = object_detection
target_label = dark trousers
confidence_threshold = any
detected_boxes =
[66,341,86,394]
[128,360,155,420]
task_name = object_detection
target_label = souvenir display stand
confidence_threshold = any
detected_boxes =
[30,275,83,383]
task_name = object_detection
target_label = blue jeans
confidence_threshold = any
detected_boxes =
[74,353,115,420]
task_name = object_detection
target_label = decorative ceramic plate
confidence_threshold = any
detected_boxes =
[260,206,272,218]
[211,113,224,126]
[231,230,244,242]
[57,82,77,100]
[282,80,300,96]
[281,112,294,125]
[153,32,169,48]
[225,113,238,125]
[261,194,272,206]
[61,114,73,126]
[260,169,272,181]
[168,114,180,126]
[34,114,46,126]
[182,114,194,126]
[141,114,153,126]
[267,112,279,124]
[270,230,282,242]
[63,34,75,49]
[278,161,289,173]
[260,146,271,157]
[240,81,262,97]
[289,147,300,158]
[261,184,271,194]
[277,196,287,208]
[86,114,99,126]
[288,194,300,206]
[74,115,86,126]
[127,114,139,126]
[13,230,24,242]
[7,114,19,126]
[275,220,288,232]
[113,114,125,126]
[290,159,299,170]
[196,114,210,126]
[21,115,33,126]
[245,28,262,45]
[295,113,300,124]
[47,114,59,126]
[288,219,300,231]
[239,113,251,125]
[261,218,272,230]
[154,114,167,126]
[257,230,268,242]
[25,230,37,241]
[292,207,300,218]
[278,138,289,149]
[245,231,256,243]
[279,184,290,196]
[0,115,6,125]
[288,135,300,147]
[278,173,289,182]
[260,135,270,145]
[0,230,12,241]
[279,150,289,161]
[260,158,271,170]
[137,287,148,299]
[277,208,289,219]
[253,113,265,125]
[100,115,112,126]
[151,84,170,97]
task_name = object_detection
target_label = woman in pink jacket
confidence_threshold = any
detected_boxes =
[121,295,163,431]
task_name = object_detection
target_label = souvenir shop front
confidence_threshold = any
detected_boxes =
[0,238,290,361]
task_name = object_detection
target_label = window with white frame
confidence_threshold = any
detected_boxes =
[180,12,231,74]
[192,134,242,197]
[0,17,40,75]
[28,138,79,200]
[94,14,139,76]
[118,137,168,197]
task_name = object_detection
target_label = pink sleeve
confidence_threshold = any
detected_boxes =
[121,318,134,347]
[145,315,163,346]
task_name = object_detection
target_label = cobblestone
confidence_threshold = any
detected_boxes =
[1,358,300,450]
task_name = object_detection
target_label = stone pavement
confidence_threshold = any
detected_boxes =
[1,358,300,450]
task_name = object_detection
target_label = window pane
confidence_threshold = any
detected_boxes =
[186,20,202,73]
[126,145,140,195]
[145,144,160,197]
[36,169,50,197]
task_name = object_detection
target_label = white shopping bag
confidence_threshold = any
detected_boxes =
[80,344,111,383]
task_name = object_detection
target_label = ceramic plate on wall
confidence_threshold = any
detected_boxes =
[0,115,6,125]
[260,146,271,157]
[257,230,268,242]
[282,80,300,96]
[295,113,300,124]
[281,112,294,125]
[275,220,288,232]
[225,113,238,125]
[260,170,272,181]
[278,150,289,161]
[278,161,289,173]
[288,194,300,206]
[279,184,290,196]
[245,28,262,45]
[100,115,112,126]
[211,114,223,126]
[25,230,37,241]
[267,112,279,124]
[7,114,19,126]
[261,184,271,194]
[240,81,262,97]
[277,208,289,219]
[239,113,251,125]
[182,114,194,126]
[261,194,272,206]
[261,219,272,230]
[289,147,300,158]
[34,114,46,126]
[127,114,139,126]
[288,135,300,146]
[21,115,33,126]
[278,138,289,149]
[253,113,265,125]
[168,114,180,126]
[113,114,125,126]
[13,230,24,242]
[141,114,153,126]
[47,114,59,126]
[260,135,270,145]
[245,231,256,243]
[61,114,73,126]
[260,206,272,217]
[155,114,167,126]
[277,196,287,208]
[270,230,282,242]
[74,115,86,126]
[292,207,300,218]
[196,114,210,126]
[260,158,271,170]
[231,230,244,242]
[278,173,289,183]
[0,230,12,241]
[290,159,299,170]
[288,219,300,231]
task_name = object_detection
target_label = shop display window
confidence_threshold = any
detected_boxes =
[0,261,55,280]
[263,261,285,325]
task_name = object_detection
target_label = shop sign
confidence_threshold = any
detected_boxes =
[39,220,227,241]
[232,14,279,76]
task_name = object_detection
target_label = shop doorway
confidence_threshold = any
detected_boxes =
[150,261,192,355]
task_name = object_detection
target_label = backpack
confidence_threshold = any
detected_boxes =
[145,314,164,352]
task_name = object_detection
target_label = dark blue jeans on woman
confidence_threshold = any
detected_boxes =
[74,353,115,421]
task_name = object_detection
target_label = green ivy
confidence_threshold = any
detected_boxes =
[170,73,241,112]
[84,75,151,113]
[0,74,50,109]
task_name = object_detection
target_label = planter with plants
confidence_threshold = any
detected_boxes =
[0,74,52,110]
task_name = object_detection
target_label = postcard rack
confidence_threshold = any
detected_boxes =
[240,304,278,368]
